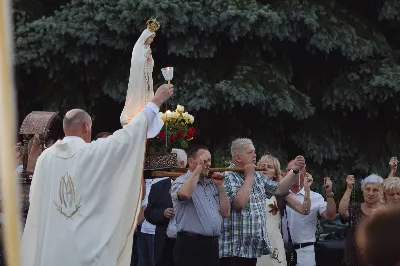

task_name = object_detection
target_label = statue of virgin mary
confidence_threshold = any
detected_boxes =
[120,18,161,125]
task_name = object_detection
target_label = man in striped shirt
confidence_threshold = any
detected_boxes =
[171,145,231,266]
[219,138,305,266]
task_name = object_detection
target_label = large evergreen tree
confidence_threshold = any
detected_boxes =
[14,0,400,190]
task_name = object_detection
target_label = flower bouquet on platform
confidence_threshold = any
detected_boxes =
[147,104,196,155]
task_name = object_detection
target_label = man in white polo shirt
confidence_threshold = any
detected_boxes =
[282,161,337,266]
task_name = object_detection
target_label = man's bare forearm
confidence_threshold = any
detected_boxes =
[177,165,201,201]
[286,188,311,215]
[232,177,254,212]
[325,197,337,220]
[339,188,351,220]
[218,187,231,218]
[275,170,296,195]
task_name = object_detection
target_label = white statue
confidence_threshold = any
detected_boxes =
[120,18,161,125]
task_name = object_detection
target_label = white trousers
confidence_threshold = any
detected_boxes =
[295,245,315,266]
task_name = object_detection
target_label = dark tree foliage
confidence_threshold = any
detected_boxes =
[14,0,400,192]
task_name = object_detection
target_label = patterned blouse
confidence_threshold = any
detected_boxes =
[343,202,368,266]
[219,163,279,259]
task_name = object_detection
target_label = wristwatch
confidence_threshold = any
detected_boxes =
[291,168,300,174]
[326,192,334,198]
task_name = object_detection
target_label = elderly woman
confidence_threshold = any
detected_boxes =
[339,174,383,266]
[256,155,313,266]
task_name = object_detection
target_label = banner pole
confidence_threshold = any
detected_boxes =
[0,0,22,265]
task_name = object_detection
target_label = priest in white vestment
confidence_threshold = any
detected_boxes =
[21,84,174,266]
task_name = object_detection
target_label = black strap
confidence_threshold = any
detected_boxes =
[284,207,294,245]
[293,242,314,250]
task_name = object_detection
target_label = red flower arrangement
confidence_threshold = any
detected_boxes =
[148,104,197,152]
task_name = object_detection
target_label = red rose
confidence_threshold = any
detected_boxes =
[158,132,166,140]
[189,127,197,137]
[177,131,184,138]
[170,135,176,143]
[185,132,192,140]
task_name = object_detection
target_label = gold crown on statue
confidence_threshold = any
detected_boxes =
[146,18,160,32]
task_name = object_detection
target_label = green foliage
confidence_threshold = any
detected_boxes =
[14,0,400,186]
[380,0,400,21]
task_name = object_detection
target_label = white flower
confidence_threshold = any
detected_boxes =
[170,111,179,119]
[158,112,167,121]
[182,112,190,120]
[176,104,184,113]
[165,110,172,118]
[189,115,194,124]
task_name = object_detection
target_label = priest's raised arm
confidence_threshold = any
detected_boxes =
[21,84,174,266]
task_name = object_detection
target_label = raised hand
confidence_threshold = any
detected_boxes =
[293,155,305,171]
[244,164,256,180]
[303,173,313,189]
[324,177,333,193]
[199,152,211,168]
[152,84,174,107]
[199,151,211,176]
[211,172,224,188]
[346,175,355,190]
[389,156,398,172]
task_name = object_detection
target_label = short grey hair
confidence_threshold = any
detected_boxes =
[171,148,188,167]
[361,174,383,191]
[231,138,253,157]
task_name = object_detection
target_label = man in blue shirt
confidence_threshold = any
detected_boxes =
[171,145,230,266]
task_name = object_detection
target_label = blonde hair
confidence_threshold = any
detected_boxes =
[382,177,400,193]
[231,138,253,157]
[257,154,281,181]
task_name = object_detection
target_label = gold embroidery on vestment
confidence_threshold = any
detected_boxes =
[54,173,81,219]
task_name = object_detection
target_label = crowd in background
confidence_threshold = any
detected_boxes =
[12,133,400,266]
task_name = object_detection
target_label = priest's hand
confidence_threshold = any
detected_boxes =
[164,208,174,219]
[152,84,174,108]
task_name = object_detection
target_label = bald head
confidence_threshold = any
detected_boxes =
[63,109,92,142]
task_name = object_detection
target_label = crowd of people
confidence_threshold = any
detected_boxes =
[18,132,400,266]
[133,145,400,266]
[12,84,400,266]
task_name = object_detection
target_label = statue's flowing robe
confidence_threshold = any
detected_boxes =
[120,29,156,126]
